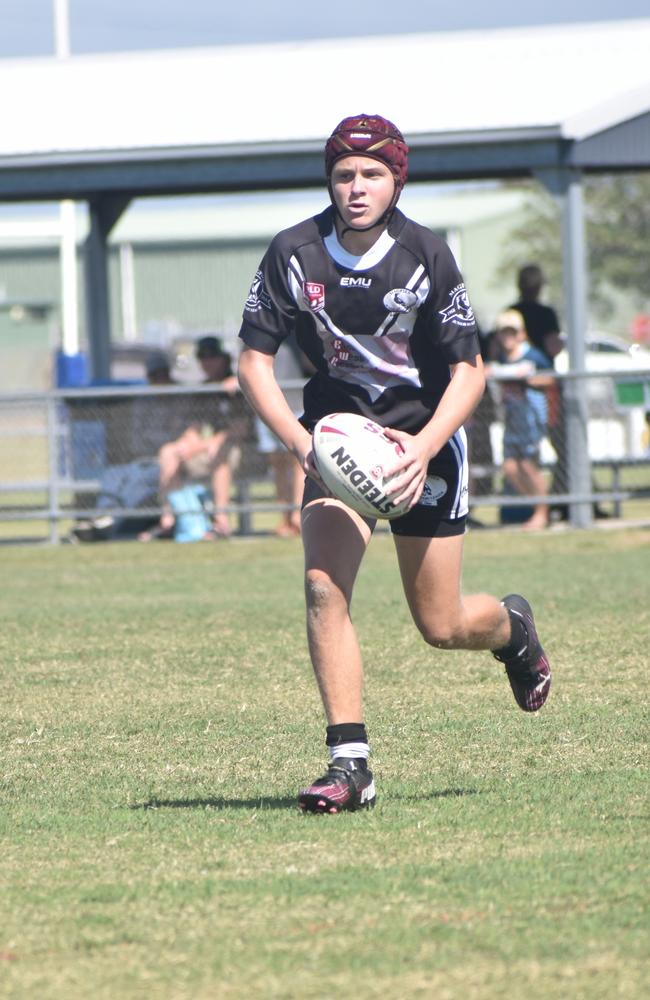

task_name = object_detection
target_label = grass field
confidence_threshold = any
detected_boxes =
[1,528,648,999]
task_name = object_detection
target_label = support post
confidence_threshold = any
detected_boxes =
[560,169,592,528]
[536,167,592,528]
[83,196,130,382]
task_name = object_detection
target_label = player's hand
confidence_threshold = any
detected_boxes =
[381,427,433,510]
[293,430,326,489]
[303,445,327,489]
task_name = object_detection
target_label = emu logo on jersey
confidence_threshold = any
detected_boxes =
[439,284,475,327]
[245,270,272,312]
[384,288,418,313]
[340,276,372,289]
[303,281,325,312]
[418,475,448,507]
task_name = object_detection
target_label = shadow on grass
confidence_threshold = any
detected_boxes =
[129,788,478,811]
[129,796,297,811]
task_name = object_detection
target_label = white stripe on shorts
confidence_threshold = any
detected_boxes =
[448,427,469,518]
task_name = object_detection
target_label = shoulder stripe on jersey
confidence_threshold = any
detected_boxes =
[406,264,425,290]
[288,255,306,304]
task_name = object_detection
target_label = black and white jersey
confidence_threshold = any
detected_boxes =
[239,206,479,435]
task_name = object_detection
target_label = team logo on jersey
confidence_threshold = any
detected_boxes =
[303,281,325,312]
[340,276,372,289]
[417,475,448,507]
[383,288,418,313]
[245,269,272,312]
[439,283,475,327]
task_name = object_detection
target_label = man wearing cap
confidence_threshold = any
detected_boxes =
[237,114,552,814]
[195,336,239,391]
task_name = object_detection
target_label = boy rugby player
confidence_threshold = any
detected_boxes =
[238,114,551,814]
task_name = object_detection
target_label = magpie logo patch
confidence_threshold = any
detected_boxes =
[303,281,325,312]
[383,288,418,313]
[439,284,475,327]
[245,269,272,312]
[418,475,448,507]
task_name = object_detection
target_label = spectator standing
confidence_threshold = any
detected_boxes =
[488,310,553,531]
[510,265,563,362]
[510,265,566,513]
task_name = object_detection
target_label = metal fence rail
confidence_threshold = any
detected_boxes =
[0,369,648,543]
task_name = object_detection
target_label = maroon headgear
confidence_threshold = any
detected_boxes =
[325,114,409,193]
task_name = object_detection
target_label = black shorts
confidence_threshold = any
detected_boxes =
[302,477,466,538]
[302,442,468,538]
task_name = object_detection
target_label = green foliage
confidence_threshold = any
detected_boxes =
[587,174,650,296]
[1,531,649,999]
[496,173,650,322]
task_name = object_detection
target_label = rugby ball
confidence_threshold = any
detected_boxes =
[312,412,410,520]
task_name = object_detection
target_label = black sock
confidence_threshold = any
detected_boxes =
[326,723,369,763]
[494,607,527,657]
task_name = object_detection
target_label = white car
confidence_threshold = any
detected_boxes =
[556,331,650,380]
[555,333,650,459]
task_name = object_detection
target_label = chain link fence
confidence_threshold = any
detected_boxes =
[0,370,648,543]
[468,367,650,523]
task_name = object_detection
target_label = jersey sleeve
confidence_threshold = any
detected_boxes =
[238,235,298,356]
[428,241,480,364]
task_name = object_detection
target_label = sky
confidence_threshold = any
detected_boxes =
[1,0,650,57]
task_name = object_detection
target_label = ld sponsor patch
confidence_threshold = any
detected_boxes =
[438,283,475,327]
[303,281,325,312]
[384,287,418,313]
[417,475,448,507]
[245,269,272,312]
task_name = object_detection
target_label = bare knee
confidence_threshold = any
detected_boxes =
[305,569,348,619]
[159,442,179,464]
[415,616,464,650]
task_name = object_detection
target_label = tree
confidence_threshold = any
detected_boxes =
[496,173,650,325]
[587,174,650,297]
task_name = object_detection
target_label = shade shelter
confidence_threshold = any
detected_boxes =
[2,17,650,524]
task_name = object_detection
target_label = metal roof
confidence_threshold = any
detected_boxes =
[1,19,650,201]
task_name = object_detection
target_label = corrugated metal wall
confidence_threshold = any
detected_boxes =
[0,240,267,389]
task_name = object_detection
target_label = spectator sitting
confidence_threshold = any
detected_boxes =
[145,350,176,386]
[71,350,180,543]
[255,333,311,537]
[487,309,554,532]
[139,336,249,541]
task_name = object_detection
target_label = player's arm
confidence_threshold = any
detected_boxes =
[384,354,485,508]
[526,348,555,389]
[422,352,485,449]
[237,346,314,473]
[528,371,554,389]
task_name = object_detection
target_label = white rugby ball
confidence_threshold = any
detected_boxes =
[312,412,410,520]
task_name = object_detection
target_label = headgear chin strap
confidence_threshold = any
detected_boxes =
[325,114,409,233]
